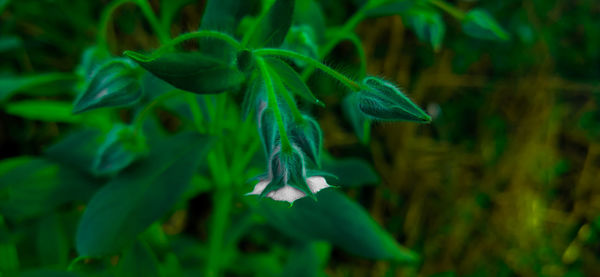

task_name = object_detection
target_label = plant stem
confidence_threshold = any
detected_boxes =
[185,94,207,133]
[255,57,294,153]
[255,49,363,91]
[134,89,182,133]
[136,0,169,44]
[98,0,137,50]
[123,31,242,60]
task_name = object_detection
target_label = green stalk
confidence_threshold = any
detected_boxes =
[255,49,363,91]
[97,0,137,49]
[185,94,207,133]
[134,89,182,133]
[136,0,170,44]
[255,57,294,153]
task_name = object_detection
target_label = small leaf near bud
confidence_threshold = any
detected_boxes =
[93,124,148,176]
[357,77,431,123]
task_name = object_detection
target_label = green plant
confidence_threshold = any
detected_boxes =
[0,0,509,276]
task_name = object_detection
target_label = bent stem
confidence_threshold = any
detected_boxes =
[255,49,363,92]
[255,57,294,153]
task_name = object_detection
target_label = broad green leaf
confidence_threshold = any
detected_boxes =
[462,9,510,41]
[365,1,413,17]
[0,73,77,102]
[408,9,445,51]
[92,124,148,176]
[342,93,371,144]
[141,71,177,101]
[246,0,294,48]
[4,100,80,123]
[76,132,213,257]
[36,213,69,267]
[322,155,379,187]
[255,189,419,263]
[125,51,245,94]
[45,129,104,174]
[116,241,160,277]
[0,158,99,220]
[264,57,321,105]
[282,242,329,277]
[72,59,142,114]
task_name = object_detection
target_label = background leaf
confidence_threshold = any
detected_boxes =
[245,0,294,48]
[255,189,419,263]
[462,9,510,41]
[321,155,379,187]
[76,132,213,257]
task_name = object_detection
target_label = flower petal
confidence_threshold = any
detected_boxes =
[246,179,270,195]
[307,176,330,194]
[267,185,306,203]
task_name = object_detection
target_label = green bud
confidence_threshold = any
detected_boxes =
[73,59,142,114]
[357,77,431,123]
[93,124,148,176]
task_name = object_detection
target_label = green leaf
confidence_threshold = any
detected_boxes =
[408,9,445,51]
[246,0,294,48]
[76,132,213,257]
[256,189,419,262]
[0,158,99,220]
[365,1,413,17]
[322,155,379,187]
[116,240,160,277]
[264,57,321,105]
[342,93,371,144]
[0,73,77,103]
[45,129,104,174]
[200,0,256,34]
[73,59,142,114]
[282,242,329,277]
[93,124,148,176]
[125,51,245,94]
[4,100,80,123]
[462,9,510,41]
[36,214,69,267]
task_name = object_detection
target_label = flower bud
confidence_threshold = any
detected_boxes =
[290,114,322,167]
[357,77,431,123]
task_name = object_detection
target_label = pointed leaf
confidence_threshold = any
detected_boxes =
[0,73,77,103]
[408,9,445,51]
[462,9,510,41]
[264,57,321,105]
[76,132,213,257]
[256,189,419,263]
[246,0,294,48]
[5,101,80,123]
[125,51,245,94]
[322,155,379,187]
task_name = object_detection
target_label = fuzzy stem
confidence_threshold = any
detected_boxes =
[255,57,293,153]
[255,49,363,91]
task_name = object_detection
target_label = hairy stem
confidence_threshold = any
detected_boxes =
[255,57,294,153]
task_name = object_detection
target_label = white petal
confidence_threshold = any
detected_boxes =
[267,185,306,203]
[307,176,330,194]
[246,179,269,195]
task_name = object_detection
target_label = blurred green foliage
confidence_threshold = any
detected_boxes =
[1,0,600,276]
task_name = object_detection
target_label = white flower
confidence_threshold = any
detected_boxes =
[246,176,331,204]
